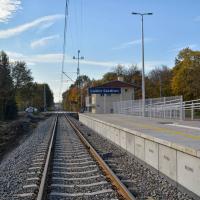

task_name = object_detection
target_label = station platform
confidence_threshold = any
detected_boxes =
[82,113,200,154]
[79,113,200,198]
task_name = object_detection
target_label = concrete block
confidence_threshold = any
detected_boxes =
[119,130,127,150]
[99,123,103,135]
[110,126,115,143]
[159,145,177,181]
[197,150,200,158]
[89,119,91,128]
[95,121,98,132]
[154,137,172,147]
[145,140,159,170]
[126,132,135,155]
[94,121,97,130]
[102,124,107,137]
[172,143,197,157]
[103,124,107,138]
[114,127,120,145]
[141,132,155,141]
[135,136,145,160]
[177,151,200,196]
[104,124,109,139]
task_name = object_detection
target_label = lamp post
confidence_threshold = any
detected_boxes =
[73,50,84,109]
[132,12,153,117]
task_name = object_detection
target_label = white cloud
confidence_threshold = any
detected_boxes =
[6,51,125,67]
[6,51,23,58]
[0,14,64,39]
[6,50,170,72]
[0,0,21,22]
[112,38,154,50]
[37,22,54,32]
[81,60,126,67]
[30,35,60,49]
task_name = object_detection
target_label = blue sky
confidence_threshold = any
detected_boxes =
[0,0,200,102]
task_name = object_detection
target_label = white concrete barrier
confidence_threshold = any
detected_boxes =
[159,145,177,181]
[177,151,200,197]
[126,132,135,154]
[135,136,145,161]
[145,140,159,170]
[119,130,126,150]
[79,114,200,198]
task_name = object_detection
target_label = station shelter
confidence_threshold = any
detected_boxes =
[85,77,135,114]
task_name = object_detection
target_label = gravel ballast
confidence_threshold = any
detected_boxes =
[0,116,54,200]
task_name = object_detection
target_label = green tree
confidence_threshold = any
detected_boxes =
[45,84,54,108]
[15,82,36,110]
[12,61,33,91]
[0,51,17,120]
[146,66,173,98]
[30,83,54,111]
[11,61,33,110]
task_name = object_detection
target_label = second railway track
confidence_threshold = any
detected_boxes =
[17,114,135,200]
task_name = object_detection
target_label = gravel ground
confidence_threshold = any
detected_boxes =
[69,116,196,200]
[0,116,55,200]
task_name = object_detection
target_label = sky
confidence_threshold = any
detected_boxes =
[0,0,200,102]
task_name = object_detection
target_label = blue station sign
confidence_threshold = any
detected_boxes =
[89,87,121,94]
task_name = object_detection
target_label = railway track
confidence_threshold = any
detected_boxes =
[17,114,135,200]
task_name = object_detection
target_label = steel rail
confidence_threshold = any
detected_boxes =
[37,115,58,200]
[65,114,136,200]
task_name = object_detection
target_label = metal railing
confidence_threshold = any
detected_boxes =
[113,96,200,120]
[183,99,200,120]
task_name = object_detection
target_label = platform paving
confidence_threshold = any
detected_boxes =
[83,113,200,154]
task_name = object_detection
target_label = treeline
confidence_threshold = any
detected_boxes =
[62,75,90,111]
[0,51,54,120]
[62,48,200,111]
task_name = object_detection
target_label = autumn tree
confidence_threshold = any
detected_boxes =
[62,75,90,111]
[102,72,117,82]
[124,65,142,99]
[171,48,200,100]
[63,87,79,111]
